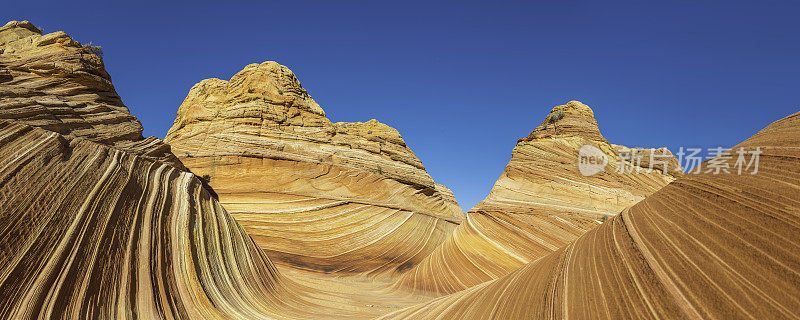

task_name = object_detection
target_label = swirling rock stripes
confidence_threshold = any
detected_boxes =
[0,120,393,319]
[395,101,680,294]
[381,111,800,319]
[226,191,456,274]
[0,21,184,169]
[165,61,463,277]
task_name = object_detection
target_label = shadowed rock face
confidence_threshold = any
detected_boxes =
[395,101,682,294]
[381,111,800,319]
[0,21,183,168]
[165,61,463,275]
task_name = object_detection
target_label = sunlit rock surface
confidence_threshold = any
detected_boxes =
[395,101,682,294]
[5,20,798,320]
[0,120,438,319]
[165,61,463,276]
[382,110,800,319]
[0,21,440,319]
[0,20,183,168]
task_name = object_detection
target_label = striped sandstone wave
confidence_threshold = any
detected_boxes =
[164,61,463,277]
[381,110,800,319]
[395,101,682,294]
[0,120,348,319]
[0,21,183,169]
[0,21,433,319]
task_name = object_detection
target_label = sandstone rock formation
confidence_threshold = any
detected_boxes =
[0,21,183,168]
[0,21,438,319]
[5,19,799,320]
[0,119,436,319]
[381,110,800,319]
[0,120,291,319]
[165,61,462,276]
[396,101,682,294]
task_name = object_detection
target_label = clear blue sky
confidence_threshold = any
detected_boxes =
[5,1,799,211]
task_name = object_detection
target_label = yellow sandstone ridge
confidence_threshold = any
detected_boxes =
[395,100,682,294]
[0,22,440,318]
[165,61,464,278]
[0,20,183,168]
[5,20,798,320]
[383,110,800,319]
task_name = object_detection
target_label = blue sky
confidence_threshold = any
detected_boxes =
[5,1,799,211]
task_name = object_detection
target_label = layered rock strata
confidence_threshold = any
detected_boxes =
[382,110,800,319]
[0,120,435,319]
[0,21,182,168]
[165,61,463,275]
[0,21,436,319]
[395,101,682,294]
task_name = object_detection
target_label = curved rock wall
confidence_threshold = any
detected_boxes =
[0,21,183,168]
[382,110,800,319]
[396,101,682,294]
[165,61,463,275]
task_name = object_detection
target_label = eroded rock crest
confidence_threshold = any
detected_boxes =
[0,20,183,168]
[383,110,800,319]
[165,61,463,275]
[4,20,798,320]
[396,101,682,294]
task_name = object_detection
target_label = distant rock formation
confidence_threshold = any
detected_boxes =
[396,101,682,294]
[382,110,800,319]
[165,61,463,275]
[476,101,682,215]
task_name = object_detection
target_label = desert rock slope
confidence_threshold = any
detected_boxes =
[0,119,333,319]
[382,110,800,319]
[0,20,183,168]
[4,19,799,320]
[164,61,463,278]
[396,101,683,294]
[0,21,432,319]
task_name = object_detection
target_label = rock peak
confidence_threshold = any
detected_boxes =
[1,20,41,34]
[0,20,184,168]
[166,60,451,191]
[0,20,43,45]
[521,100,606,143]
[552,100,594,117]
[220,60,326,117]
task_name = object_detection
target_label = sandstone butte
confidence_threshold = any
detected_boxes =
[164,60,464,281]
[395,100,683,294]
[2,20,800,319]
[163,55,681,297]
